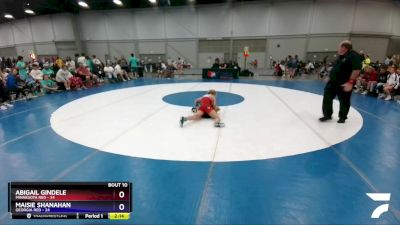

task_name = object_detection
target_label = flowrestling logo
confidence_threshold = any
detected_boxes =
[366,193,391,219]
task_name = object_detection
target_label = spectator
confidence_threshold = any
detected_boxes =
[23,65,41,96]
[106,58,112,67]
[120,57,129,74]
[274,61,282,76]
[165,62,176,78]
[319,62,332,79]
[280,60,286,77]
[55,56,64,70]
[232,61,241,72]
[394,55,400,67]
[367,65,387,95]
[0,69,13,110]
[158,61,167,78]
[69,75,86,91]
[1,67,6,81]
[384,55,392,66]
[355,67,368,93]
[115,61,130,81]
[6,68,27,100]
[129,53,139,78]
[77,53,86,67]
[91,57,104,80]
[74,54,80,66]
[103,63,118,83]
[30,63,43,81]
[360,66,377,95]
[4,58,12,69]
[42,63,55,79]
[85,56,94,72]
[65,57,76,73]
[287,55,295,78]
[16,56,28,81]
[376,66,389,98]
[41,74,59,94]
[55,65,72,90]
[250,59,258,69]
[382,65,399,101]
[361,53,371,70]
[176,57,184,75]
[305,60,314,74]
[76,63,89,82]
[396,66,400,97]
[372,60,381,70]
[76,64,99,88]
[212,58,220,69]
[92,55,101,66]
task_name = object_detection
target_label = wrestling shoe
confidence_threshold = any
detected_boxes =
[180,117,186,127]
[337,118,346,123]
[214,122,225,128]
[318,116,332,122]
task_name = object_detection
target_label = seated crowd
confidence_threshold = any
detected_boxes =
[1,52,399,110]
[272,53,400,102]
[0,53,144,110]
[156,57,190,78]
[354,62,400,102]
[273,55,311,78]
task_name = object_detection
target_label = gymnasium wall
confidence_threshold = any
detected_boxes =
[0,0,399,67]
[388,38,400,56]
[0,14,75,58]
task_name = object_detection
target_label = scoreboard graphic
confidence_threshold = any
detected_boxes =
[8,182,132,220]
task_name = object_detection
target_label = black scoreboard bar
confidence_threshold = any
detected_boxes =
[8,182,132,220]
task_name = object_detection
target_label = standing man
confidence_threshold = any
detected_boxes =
[129,53,139,78]
[16,56,28,81]
[287,55,298,79]
[319,40,362,123]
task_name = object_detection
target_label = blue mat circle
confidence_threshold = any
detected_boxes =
[162,91,244,107]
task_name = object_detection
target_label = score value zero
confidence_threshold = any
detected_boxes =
[108,183,129,188]
[116,202,128,211]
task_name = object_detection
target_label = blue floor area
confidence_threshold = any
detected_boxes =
[0,79,399,224]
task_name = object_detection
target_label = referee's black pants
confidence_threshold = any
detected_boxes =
[322,81,352,120]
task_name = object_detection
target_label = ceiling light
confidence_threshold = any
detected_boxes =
[24,9,35,15]
[149,0,156,4]
[4,14,14,19]
[78,1,89,8]
[113,0,123,6]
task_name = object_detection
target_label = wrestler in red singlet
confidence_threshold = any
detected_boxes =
[180,89,224,128]
[198,94,214,115]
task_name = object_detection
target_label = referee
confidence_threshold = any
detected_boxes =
[319,40,362,123]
